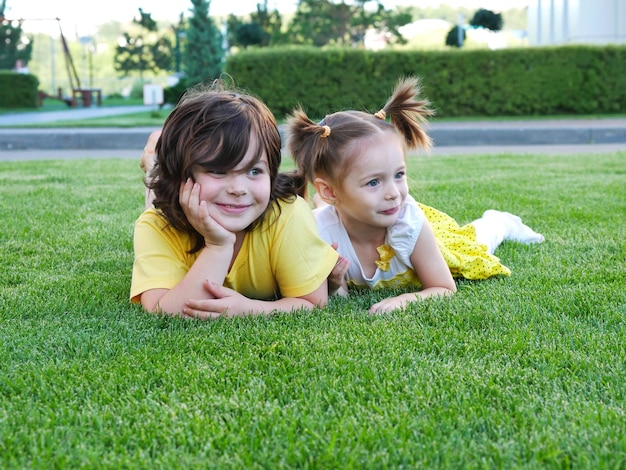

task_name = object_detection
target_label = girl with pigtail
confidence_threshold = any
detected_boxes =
[286,77,544,313]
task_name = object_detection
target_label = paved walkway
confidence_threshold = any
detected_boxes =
[1,106,625,160]
[0,105,150,126]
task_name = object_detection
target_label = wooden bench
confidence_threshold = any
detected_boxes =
[71,88,102,107]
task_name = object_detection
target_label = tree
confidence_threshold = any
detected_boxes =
[445,25,466,48]
[230,21,267,48]
[250,1,287,46]
[287,0,411,48]
[183,0,224,86]
[172,14,187,74]
[470,9,503,32]
[135,7,158,31]
[114,9,173,78]
[227,0,287,49]
[0,0,33,70]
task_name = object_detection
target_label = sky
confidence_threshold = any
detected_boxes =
[8,0,530,36]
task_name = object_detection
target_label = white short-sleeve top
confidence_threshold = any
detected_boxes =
[314,195,425,289]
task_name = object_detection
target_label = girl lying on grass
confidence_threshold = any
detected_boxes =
[286,77,545,313]
[131,80,338,319]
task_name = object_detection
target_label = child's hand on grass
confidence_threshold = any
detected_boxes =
[182,282,257,319]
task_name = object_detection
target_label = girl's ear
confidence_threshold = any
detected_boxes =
[313,177,338,204]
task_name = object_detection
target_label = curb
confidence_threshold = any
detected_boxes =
[429,126,626,146]
[1,123,626,150]
[0,128,160,151]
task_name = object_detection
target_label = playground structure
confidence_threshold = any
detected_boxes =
[56,19,101,107]
[11,15,102,108]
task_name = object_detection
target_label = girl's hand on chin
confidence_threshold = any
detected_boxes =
[179,179,236,247]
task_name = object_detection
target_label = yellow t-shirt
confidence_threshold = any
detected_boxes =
[130,196,338,303]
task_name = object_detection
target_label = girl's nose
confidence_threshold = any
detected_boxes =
[385,184,399,200]
[226,175,247,196]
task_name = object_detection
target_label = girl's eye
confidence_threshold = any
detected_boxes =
[248,167,264,176]
[366,179,379,187]
[394,171,405,179]
[207,170,226,176]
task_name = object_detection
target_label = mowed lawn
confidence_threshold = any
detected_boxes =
[1,150,624,468]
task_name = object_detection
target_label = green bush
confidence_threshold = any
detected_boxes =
[225,45,626,118]
[163,77,192,105]
[0,72,39,108]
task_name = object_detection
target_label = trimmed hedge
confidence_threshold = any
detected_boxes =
[0,72,39,108]
[225,45,626,119]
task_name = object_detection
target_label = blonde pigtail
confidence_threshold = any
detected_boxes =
[382,77,435,150]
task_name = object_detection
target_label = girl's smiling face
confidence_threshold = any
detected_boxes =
[191,134,271,234]
[333,133,408,232]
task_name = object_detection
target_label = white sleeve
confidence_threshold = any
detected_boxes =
[313,205,340,245]
[387,195,425,266]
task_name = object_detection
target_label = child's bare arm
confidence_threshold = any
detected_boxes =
[140,130,162,210]
[180,279,329,319]
[369,221,456,313]
[139,242,234,314]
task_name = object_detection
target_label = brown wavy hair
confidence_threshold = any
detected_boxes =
[148,79,304,253]
[286,76,433,190]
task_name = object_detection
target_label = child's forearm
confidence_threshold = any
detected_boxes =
[180,295,325,320]
[415,286,456,299]
[178,279,329,320]
[145,245,233,314]
[369,287,455,313]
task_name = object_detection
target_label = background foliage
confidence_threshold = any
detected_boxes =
[225,45,626,118]
[16,2,527,101]
[0,71,38,107]
[182,0,225,86]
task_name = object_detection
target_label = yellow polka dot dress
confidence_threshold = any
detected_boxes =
[314,195,510,291]
[418,202,511,280]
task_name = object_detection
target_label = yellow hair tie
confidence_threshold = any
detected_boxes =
[374,110,386,120]
[321,125,331,138]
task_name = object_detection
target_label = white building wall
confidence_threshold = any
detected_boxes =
[528,0,626,45]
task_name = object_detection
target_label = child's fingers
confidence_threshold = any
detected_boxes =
[331,256,349,277]
[179,178,198,210]
[181,307,224,321]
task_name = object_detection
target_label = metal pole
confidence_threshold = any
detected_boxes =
[50,34,56,95]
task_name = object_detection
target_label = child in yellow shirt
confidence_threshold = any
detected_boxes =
[131,80,338,319]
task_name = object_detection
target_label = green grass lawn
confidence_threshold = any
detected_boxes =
[1,151,625,468]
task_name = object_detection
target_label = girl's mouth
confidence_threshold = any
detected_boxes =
[380,206,399,216]
[218,203,251,214]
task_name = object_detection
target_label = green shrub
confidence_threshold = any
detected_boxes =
[163,76,192,105]
[0,72,39,108]
[225,45,626,118]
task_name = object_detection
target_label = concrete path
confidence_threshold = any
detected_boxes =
[0,106,625,160]
[0,105,150,126]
